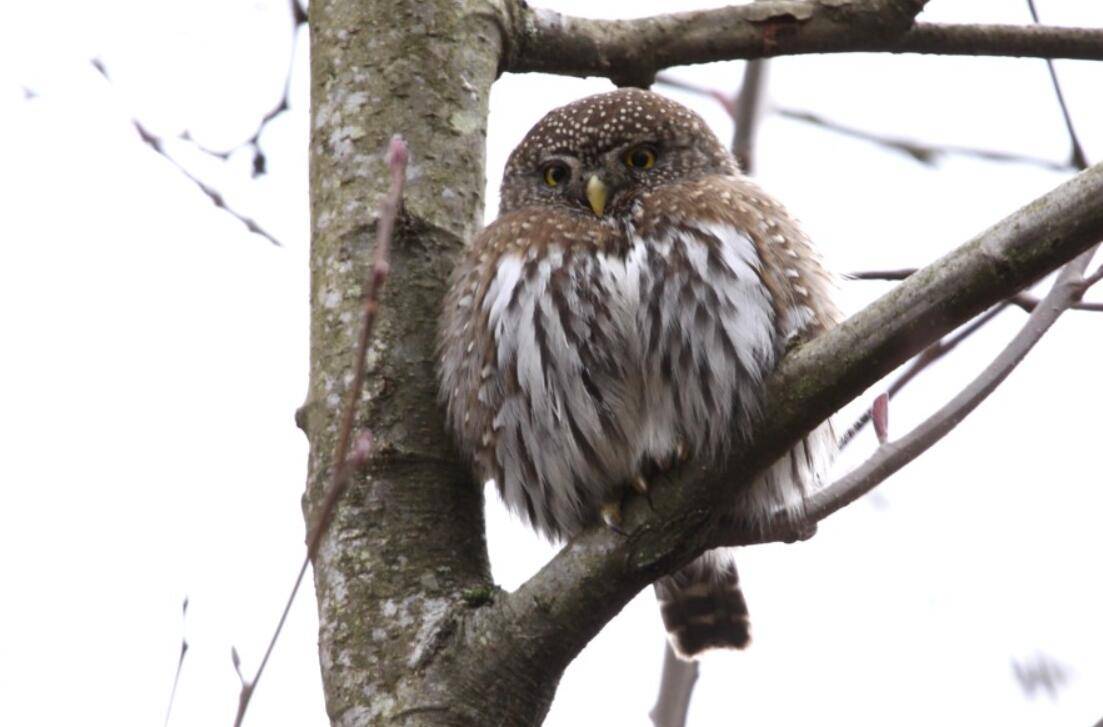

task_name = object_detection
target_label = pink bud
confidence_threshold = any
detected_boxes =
[872,393,890,445]
[386,135,409,171]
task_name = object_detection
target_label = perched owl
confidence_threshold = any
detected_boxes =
[438,88,839,658]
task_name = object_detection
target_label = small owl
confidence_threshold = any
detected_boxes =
[439,89,839,658]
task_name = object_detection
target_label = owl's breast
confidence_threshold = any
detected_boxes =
[623,211,780,464]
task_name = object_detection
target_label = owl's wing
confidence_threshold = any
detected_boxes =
[438,208,641,539]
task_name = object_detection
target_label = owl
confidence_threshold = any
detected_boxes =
[438,88,839,659]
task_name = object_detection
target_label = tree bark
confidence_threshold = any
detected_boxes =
[303,1,501,724]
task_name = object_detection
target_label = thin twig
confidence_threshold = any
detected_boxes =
[90,59,284,246]
[231,136,408,727]
[775,107,1074,172]
[849,268,1103,312]
[838,302,1010,449]
[163,597,189,727]
[649,644,699,727]
[1026,0,1089,171]
[185,0,308,176]
[656,74,1074,173]
[807,247,1100,522]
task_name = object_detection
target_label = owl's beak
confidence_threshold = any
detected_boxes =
[586,175,607,216]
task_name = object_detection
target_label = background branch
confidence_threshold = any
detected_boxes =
[90,59,284,246]
[184,0,307,176]
[650,645,699,727]
[732,60,768,173]
[838,302,1009,450]
[808,247,1099,521]
[657,74,1075,172]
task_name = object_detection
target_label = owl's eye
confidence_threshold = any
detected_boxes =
[624,146,657,170]
[543,163,570,187]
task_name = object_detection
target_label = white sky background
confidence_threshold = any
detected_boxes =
[1,1,1101,725]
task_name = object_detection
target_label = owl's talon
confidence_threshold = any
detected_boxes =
[632,475,649,495]
[600,502,627,536]
[674,440,689,463]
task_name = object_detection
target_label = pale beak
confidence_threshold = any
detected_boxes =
[586,175,607,216]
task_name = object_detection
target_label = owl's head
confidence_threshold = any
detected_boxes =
[500,88,736,217]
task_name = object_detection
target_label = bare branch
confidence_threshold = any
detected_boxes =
[1026,0,1089,172]
[732,60,768,173]
[505,0,1103,82]
[163,597,189,727]
[1083,264,1103,289]
[656,75,1074,172]
[649,645,699,727]
[806,247,1099,522]
[775,107,1074,171]
[849,268,1103,312]
[184,0,308,176]
[847,268,916,281]
[838,302,1009,450]
[90,59,284,246]
[232,136,407,727]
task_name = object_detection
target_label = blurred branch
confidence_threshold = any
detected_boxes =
[649,645,699,727]
[657,74,1076,173]
[506,0,1103,83]
[1012,651,1070,701]
[185,0,308,176]
[231,136,408,727]
[848,269,1103,312]
[775,107,1074,171]
[809,246,1101,523]
[1027,0,1089,171]
[163,597,189,727]
[732,60,768,172]
[91,59,284,246]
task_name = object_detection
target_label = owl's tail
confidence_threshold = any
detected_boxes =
[654,551,750,660]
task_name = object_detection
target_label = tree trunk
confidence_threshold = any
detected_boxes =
[303,1,505,723]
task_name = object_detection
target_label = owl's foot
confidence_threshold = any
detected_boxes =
[631,475,657,511]
[648,440,691,475]
[600,501,627,536]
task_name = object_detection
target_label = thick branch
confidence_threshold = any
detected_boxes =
[505,0,1103,82]
[453,161,1103,708]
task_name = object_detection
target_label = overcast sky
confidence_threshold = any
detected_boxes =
[1,1,1101,726]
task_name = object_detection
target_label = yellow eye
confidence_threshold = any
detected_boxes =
[543,163,569,187]
[625,146,657,169]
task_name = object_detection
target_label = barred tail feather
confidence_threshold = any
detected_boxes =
[655,553,750,660]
